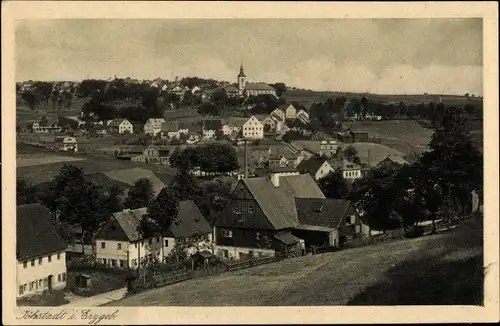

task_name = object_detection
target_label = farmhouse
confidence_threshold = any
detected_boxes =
[31,117,62,133]
[241,116,264,139]
[296,109,310,123]
[202,119,223,139]
[280,104,297,120]
[50,136,78,152]
[331,160,363,180]
[297,158,335,181]
[269,108,286,121]
[262,114,284,133]
[161,121,180,139]
[94,202,212,268]
[377,155,409,169]
[131,145,170,165]
[108,118,133,134]
[143,118,166,136]
[17,204,68,298]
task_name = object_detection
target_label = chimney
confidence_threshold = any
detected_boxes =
[244,139,249,178]
[270,173,280,187]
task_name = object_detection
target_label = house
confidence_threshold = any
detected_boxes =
[319,140,339,158]
[186,132,201,144]
[191,86,201,94]
[178,123,189,135]
[331,160,363,180]
[213,174,326,260]
[293,198,368,249]
[50,136,78,152]
[108,118,133,134]
[262,114,284,133]
[17,204,68,298]
[31,118,62,133]
[279,104,297,120]
[268,154,290,169]
[161,121,180,139]
[202,119,223,139]
[143,118,166,136]
[377,155,409,169]
[269,108,286,121]
[95,124,108,135]
[94,202,212,268]
[350,131,369,142]
[224,85,239,98]
[297,158,335,181]
[296,109,310,123]
[254,166,300,178]
[241,116,264,139]
[131,145,170,165]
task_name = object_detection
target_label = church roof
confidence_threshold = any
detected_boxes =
[245,83,275,91]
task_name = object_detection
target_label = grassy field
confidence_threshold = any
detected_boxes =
[16,96,85,125]
[107,217,483,306]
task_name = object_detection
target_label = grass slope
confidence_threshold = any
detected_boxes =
[108,217,483,306]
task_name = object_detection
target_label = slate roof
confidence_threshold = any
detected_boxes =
[17,204,68,261]
[297,159,328,175]
[203,119,223,131]
[242,174,325,230]
[112,207,149,242]
[167,200,212,238]
[245,83,275,91]
[294,198,352,230]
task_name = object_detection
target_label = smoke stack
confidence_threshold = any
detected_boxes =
[244,139,249,178]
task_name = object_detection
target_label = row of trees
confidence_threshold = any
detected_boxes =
[319,105,482,233]
[19,81,76,112]
[169,143,239,173]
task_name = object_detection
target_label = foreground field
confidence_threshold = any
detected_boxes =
[108,217,483,306]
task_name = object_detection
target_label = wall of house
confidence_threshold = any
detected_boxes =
[214,226,275,250]
[314,163,335,180]
[17,251,67,298]
[214,245,275,260]
[343,169,362,180]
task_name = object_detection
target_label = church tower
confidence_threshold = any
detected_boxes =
[237,63,246,96]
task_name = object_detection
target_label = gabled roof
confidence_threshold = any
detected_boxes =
[17,204,68,260]
[295,198,353,230]
[167,200,211,238]
[297,159,329,175]
[381,155,409,166]
[111,207,148,242]
[241,174,325,230]
[203,119,222,131]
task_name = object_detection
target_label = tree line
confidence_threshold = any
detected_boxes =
[169,143,239,174]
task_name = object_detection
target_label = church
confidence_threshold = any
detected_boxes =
[237,64,277,98]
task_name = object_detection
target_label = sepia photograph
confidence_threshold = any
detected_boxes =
[2,1,499,325]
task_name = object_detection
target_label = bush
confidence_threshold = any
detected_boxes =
[404,225,426,239]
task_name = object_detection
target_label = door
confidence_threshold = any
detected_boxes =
[48,275,53,292]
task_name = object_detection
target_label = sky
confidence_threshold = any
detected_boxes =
[15,18,483,95]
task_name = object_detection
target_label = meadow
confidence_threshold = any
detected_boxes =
[108,216,483,306]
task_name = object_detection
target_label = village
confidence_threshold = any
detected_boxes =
[16,61,484,307]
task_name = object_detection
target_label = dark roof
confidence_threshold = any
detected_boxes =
[295,198,352,230]
[297,159,328,175]
[17,204,68,261]
[203,119,222,131]
[224,85,239,93]
[269,167,298,173]
[245,83,274,91]
[112,207,149,242]
[274,230,300,245]
[242,174,325,230]
[178,122,190,130]
[167,200,212,238]
[379,155,409,166]
[161,121,179,132]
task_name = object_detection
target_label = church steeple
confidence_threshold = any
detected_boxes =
[238,62,246,78]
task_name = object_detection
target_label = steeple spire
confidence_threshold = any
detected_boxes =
[238,61,246,78]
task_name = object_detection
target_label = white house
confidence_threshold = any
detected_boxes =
[296,109,310,123]
[17,204,68,298]
[335,160,363,180]
[94,201,213,269]
[32,118,62,133]
[143,118,166,136]
[241,116,264,139]
[297,159,335,181]
[319,140,339,158]
[51,136,78,152]
[109,118,133,134]
[281,104,297,120]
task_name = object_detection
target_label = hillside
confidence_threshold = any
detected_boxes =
[108,216,483,306]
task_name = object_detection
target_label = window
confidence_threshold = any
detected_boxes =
[62,273,66,282]
[222,229,233,238]
[248,206,254,214]
[132,259,138,267]
[111,259,117,267]
[57,253,61,260]
[43,278,48,288]
[29,282,34,292]
[101,242,106,249]
[256,232,261,240]
[38,258,43,265]
[58,274,61,282]
[19,285,25,296]
[103,258,107,265]
[38,280,42,288]
[164,239,169,247]
[120,260,125,268]
[117,243,122,250]
[134,243,138,248]
[48,255,52,263]
[23,262,27,268]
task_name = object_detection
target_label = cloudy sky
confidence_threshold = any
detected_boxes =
[16,18,482,95]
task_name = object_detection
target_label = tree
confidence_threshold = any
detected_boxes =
[17,178,38,205]
[123,178,155,209]
[21,90,40,111]
[272,83,288,97]
[170,170,202,201]
[318,171,349,199]
[343,145,361,164]
[106,184,124,214]
[147,187,179,234]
